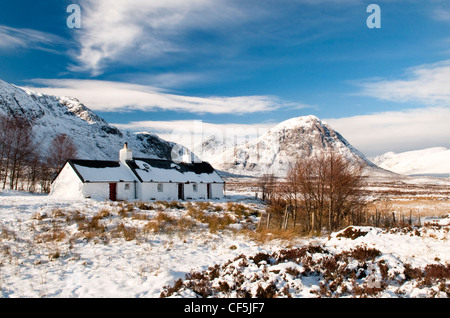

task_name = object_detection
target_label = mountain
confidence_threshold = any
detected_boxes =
[371,147,450,177]
[0,79,176,161]
[206,115,384,177]
[193,134,242,163]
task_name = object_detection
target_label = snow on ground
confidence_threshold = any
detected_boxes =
[0,189,449,298]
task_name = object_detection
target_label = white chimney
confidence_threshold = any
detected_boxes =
[120,143,133,163]
[182,148,192,164]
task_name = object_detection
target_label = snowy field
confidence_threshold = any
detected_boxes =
[0,186,449,298]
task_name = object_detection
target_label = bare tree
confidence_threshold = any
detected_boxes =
[323,152,366,232]
[281,151,366,235]
[47,133,78,172]
[0,114,37,190]
[258,173,277,202]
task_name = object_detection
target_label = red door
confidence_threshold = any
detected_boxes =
[109,183,117,201]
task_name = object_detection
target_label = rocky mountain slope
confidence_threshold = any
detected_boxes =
[206,115,385,177]
[0,79,176,161]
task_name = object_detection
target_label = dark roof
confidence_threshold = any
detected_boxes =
[59,158,224,184]
[67,159,138,183]
[69,159,121,169]
[126,158,224,183]
[128,158,215,173]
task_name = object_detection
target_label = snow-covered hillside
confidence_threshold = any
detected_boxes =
[208,115,383,177]
[371,147,450,177]
[192,134,245,165]
[0,79,176,161]
[0,190,449,298]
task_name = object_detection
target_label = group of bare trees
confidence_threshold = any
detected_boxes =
[0,113,78,193]
[259,152,367,235]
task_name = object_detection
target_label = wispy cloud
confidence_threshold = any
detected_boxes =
[114,106,450,157]
[114,119,275,152]
[0,25,68,53]
[71,0,363,75]
[326,107,450,156]
[357,60,450,107]
[22,79,309,114]
[72,0,256,75]
[432,8,450,22]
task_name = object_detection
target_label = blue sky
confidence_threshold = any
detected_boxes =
[1,0,450,156]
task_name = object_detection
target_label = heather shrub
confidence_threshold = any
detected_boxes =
[115,222,137,241]
[251,252,273,265]
[348,246,381,261]
[187,205,206,222]
[196,201,211,211]
[205,213,234,233]
[144,211,177,234]
[136,202,154,210]
[336,226,368,240]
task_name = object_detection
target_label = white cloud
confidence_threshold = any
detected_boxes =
[113,106,450,158]
[347,60,450,156]
[116,107,450,158]
[433,8,450,22]
[113,119,276,157]
[23,79,306,114]
[115,119,274,140]
[325,107,450,157]
[72,0,365,75]
[357,60,450,106]
[0,25,68,52]
[73,0,254,74]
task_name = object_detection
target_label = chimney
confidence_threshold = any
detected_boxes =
[120,143,133,163]
[182,147,192,164]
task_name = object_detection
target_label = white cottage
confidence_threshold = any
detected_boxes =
[50,144,225,201]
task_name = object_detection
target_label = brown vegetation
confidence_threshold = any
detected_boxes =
[0,113,78,192]
[258,152,366,235]
[160,243,450,298]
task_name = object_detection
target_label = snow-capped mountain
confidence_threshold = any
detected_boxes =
[207,115,383,177]
[0,79,176,161]
[371,147,450,177]
[193,134,243,163]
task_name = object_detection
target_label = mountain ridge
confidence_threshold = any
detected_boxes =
[371,147,450,177]
[0,79,176,161]
[203,115,387,177]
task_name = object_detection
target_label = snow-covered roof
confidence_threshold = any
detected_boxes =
[69,160,138,183]
[66,158,224,184]
[126,158,224,183]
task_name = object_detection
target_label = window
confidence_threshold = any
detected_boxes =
[192,183,198,192]
[124,184,130,190]
[157,183,163,192]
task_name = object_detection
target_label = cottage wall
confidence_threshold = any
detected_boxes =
[82,182,109,200]
[141,182,178,201]
[83,182,137,201]
[138,182,224,201]
[50,163,84,199]
[183,182,205,200]
[117,182,138,201]
[210,183,224,199]
[51,150,224,202]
